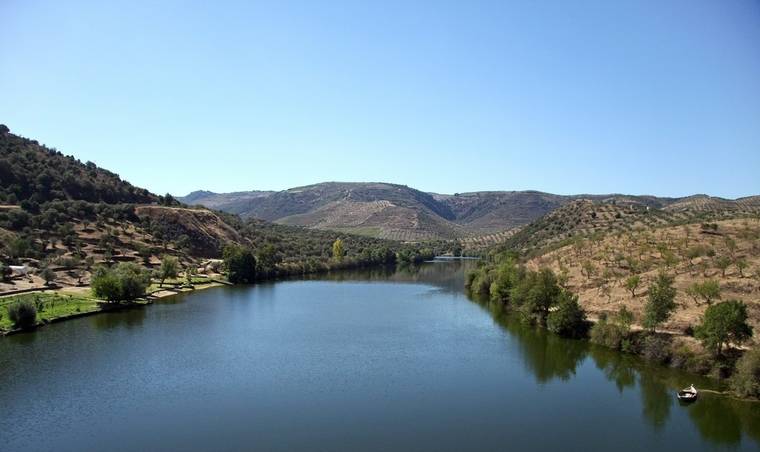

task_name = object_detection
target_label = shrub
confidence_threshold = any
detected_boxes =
[730,348,760,399]
[590,319,624,349]
[641,334,671,364]
[670,344,712,374]
[40,267,56,286]
[7,299,37,328]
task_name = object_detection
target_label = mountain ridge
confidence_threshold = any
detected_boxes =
[178,183,759,241]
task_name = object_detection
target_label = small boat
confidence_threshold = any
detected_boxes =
[677,384,698,402]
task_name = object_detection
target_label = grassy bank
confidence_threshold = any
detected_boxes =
[0,290,101,332]
[0,279,225,335]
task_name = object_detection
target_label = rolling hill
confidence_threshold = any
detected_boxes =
[180,184,760,243]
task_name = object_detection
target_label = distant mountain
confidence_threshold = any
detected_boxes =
[181,182,755,241]
[181,190,274,214]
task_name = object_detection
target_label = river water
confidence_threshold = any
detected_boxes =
[1,260,758,451]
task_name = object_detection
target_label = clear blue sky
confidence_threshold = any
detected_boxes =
[1,0,759,198]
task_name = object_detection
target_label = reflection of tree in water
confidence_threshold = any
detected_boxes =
[91,305,147,331]
[688,395,741,446]
[487,304,587,384]
[589,337,760,448]
[591,346,675,430]
[309,259,476,295]
[589,346,636,393]
[638,372,672,430]
[315,259,760,448]
[736,402,760,445]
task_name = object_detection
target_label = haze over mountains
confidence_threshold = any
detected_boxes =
[179,183,760,241]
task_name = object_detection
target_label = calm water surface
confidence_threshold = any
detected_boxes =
[1,261,759,451]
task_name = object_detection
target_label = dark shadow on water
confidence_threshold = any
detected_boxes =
[91,304,147,331]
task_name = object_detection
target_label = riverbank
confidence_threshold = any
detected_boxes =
[0,279,227,336]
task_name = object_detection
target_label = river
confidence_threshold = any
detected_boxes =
[1,260,758,451]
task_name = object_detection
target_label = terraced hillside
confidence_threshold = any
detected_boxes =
[461,228,519,251]
[502,197,760,254]
[524,218,760,338]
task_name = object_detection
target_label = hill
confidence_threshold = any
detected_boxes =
[524,218,760,338]
[180,183,758,243]
[0,127,438,297]
[0,125,158,206]
[470,193,760,339]
[501,197,760,255]
[182,182,468,241]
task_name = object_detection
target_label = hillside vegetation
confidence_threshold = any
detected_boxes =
[0,125,157,205]
[468,209,760,394]
[527,218,760,334]
[0,127,443,300]
[503,198,760,255]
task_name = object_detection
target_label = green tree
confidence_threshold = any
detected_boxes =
[223,245,257,284]
[547,290,587,338]
[580,260,597,281]
[624,275,641,298]
[695,300,753,356]
[714,255,731,278]
[724,236,737,258]
[451,241,463,257]
[643,273,677,332]
[332,238,345,262]
[511,268,561,325]
[91,263,151,302]
[735,258,748,278]
[489,259,519,304]
[157,255,179,287]
[685,279,721,306]
[256,244,281,278]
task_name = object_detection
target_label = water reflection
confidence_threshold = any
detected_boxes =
[2,259,759,451]
[590,347,637,393]
[306,259,470,295]
[638,373,672,430]
[461,265,760,449]
[91,305,147,331]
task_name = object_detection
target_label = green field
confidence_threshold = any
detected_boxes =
[0,291,101,332]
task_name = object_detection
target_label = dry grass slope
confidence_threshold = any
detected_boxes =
[526,218,760,341]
